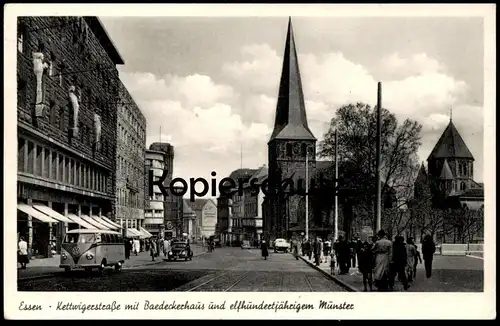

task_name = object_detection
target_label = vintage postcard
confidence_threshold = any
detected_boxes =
[3,3,496,320]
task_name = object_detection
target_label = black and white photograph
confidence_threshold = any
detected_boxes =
[4,4,495,320]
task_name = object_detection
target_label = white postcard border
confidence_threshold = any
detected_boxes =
[3,4,496,320]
